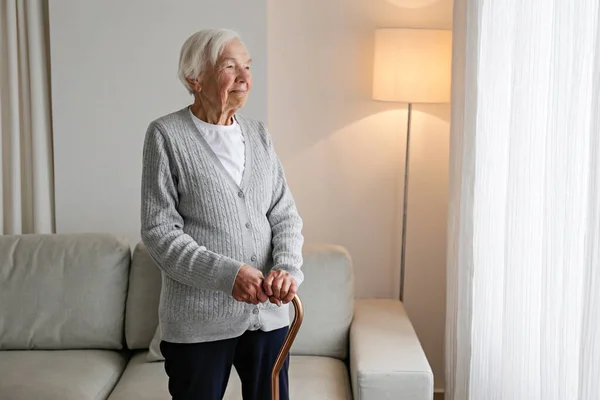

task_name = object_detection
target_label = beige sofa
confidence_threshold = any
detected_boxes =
[0,233,433,399]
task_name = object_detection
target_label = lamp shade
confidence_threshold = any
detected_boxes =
[372,28,452,103]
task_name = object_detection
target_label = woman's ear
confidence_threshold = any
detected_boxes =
[186,76,202,93]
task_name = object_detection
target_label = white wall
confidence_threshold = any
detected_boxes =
[49,0,267,242]
[268,0,452,392]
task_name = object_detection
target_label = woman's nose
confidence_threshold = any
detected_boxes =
[237,68,250,82]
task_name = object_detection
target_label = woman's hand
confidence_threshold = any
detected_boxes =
[232,265,269,304]
[262,270,297,306]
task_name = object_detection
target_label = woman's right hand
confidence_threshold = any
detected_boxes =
[232,265,269,304]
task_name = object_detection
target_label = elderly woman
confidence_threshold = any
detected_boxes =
[140,28,304,400]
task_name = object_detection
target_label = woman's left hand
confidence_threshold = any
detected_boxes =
[262,270,297,306]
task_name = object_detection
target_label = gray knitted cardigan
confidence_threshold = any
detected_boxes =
[141,107,304,343]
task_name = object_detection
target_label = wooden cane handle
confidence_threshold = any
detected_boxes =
[271,295,304,400]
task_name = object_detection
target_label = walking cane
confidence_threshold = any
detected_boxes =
[271,295,304,400]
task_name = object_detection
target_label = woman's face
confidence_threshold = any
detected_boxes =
[196,39,252,111]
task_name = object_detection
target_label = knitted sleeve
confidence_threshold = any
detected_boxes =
[140,122,244,294]
[264,125,305,286]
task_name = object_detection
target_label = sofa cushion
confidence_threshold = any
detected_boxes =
[107,352,351,400]
[0,233,130,350]
[0,349,128,400]
[289,244,354,359]
[125,242,162,350]
[286,356,352,400]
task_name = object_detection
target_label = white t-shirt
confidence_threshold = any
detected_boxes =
[189,108,245,186]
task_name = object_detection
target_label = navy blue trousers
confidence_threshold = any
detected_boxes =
[160,327,290,400]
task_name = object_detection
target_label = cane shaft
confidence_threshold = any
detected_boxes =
[271,295,304,400]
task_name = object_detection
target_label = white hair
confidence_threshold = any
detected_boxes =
[178,28,246,94]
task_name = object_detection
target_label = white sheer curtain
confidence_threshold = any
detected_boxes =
[446,0,600,399]
[0,0,54,235]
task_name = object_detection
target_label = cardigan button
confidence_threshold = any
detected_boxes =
[238,190,244,198]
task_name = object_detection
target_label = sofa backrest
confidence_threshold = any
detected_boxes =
[0,233,130,350]
[125,242,162,350]
[288,243,355,359]
[125,242,355,359]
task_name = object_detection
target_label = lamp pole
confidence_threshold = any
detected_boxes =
[399,103,412,302]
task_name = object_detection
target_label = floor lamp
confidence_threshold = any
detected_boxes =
[372,28,452,301]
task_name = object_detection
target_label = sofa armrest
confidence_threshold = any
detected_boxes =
[350,299,433,400]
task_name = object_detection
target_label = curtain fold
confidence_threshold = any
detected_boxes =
[447,0,600,399]
[0,0,54,235]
